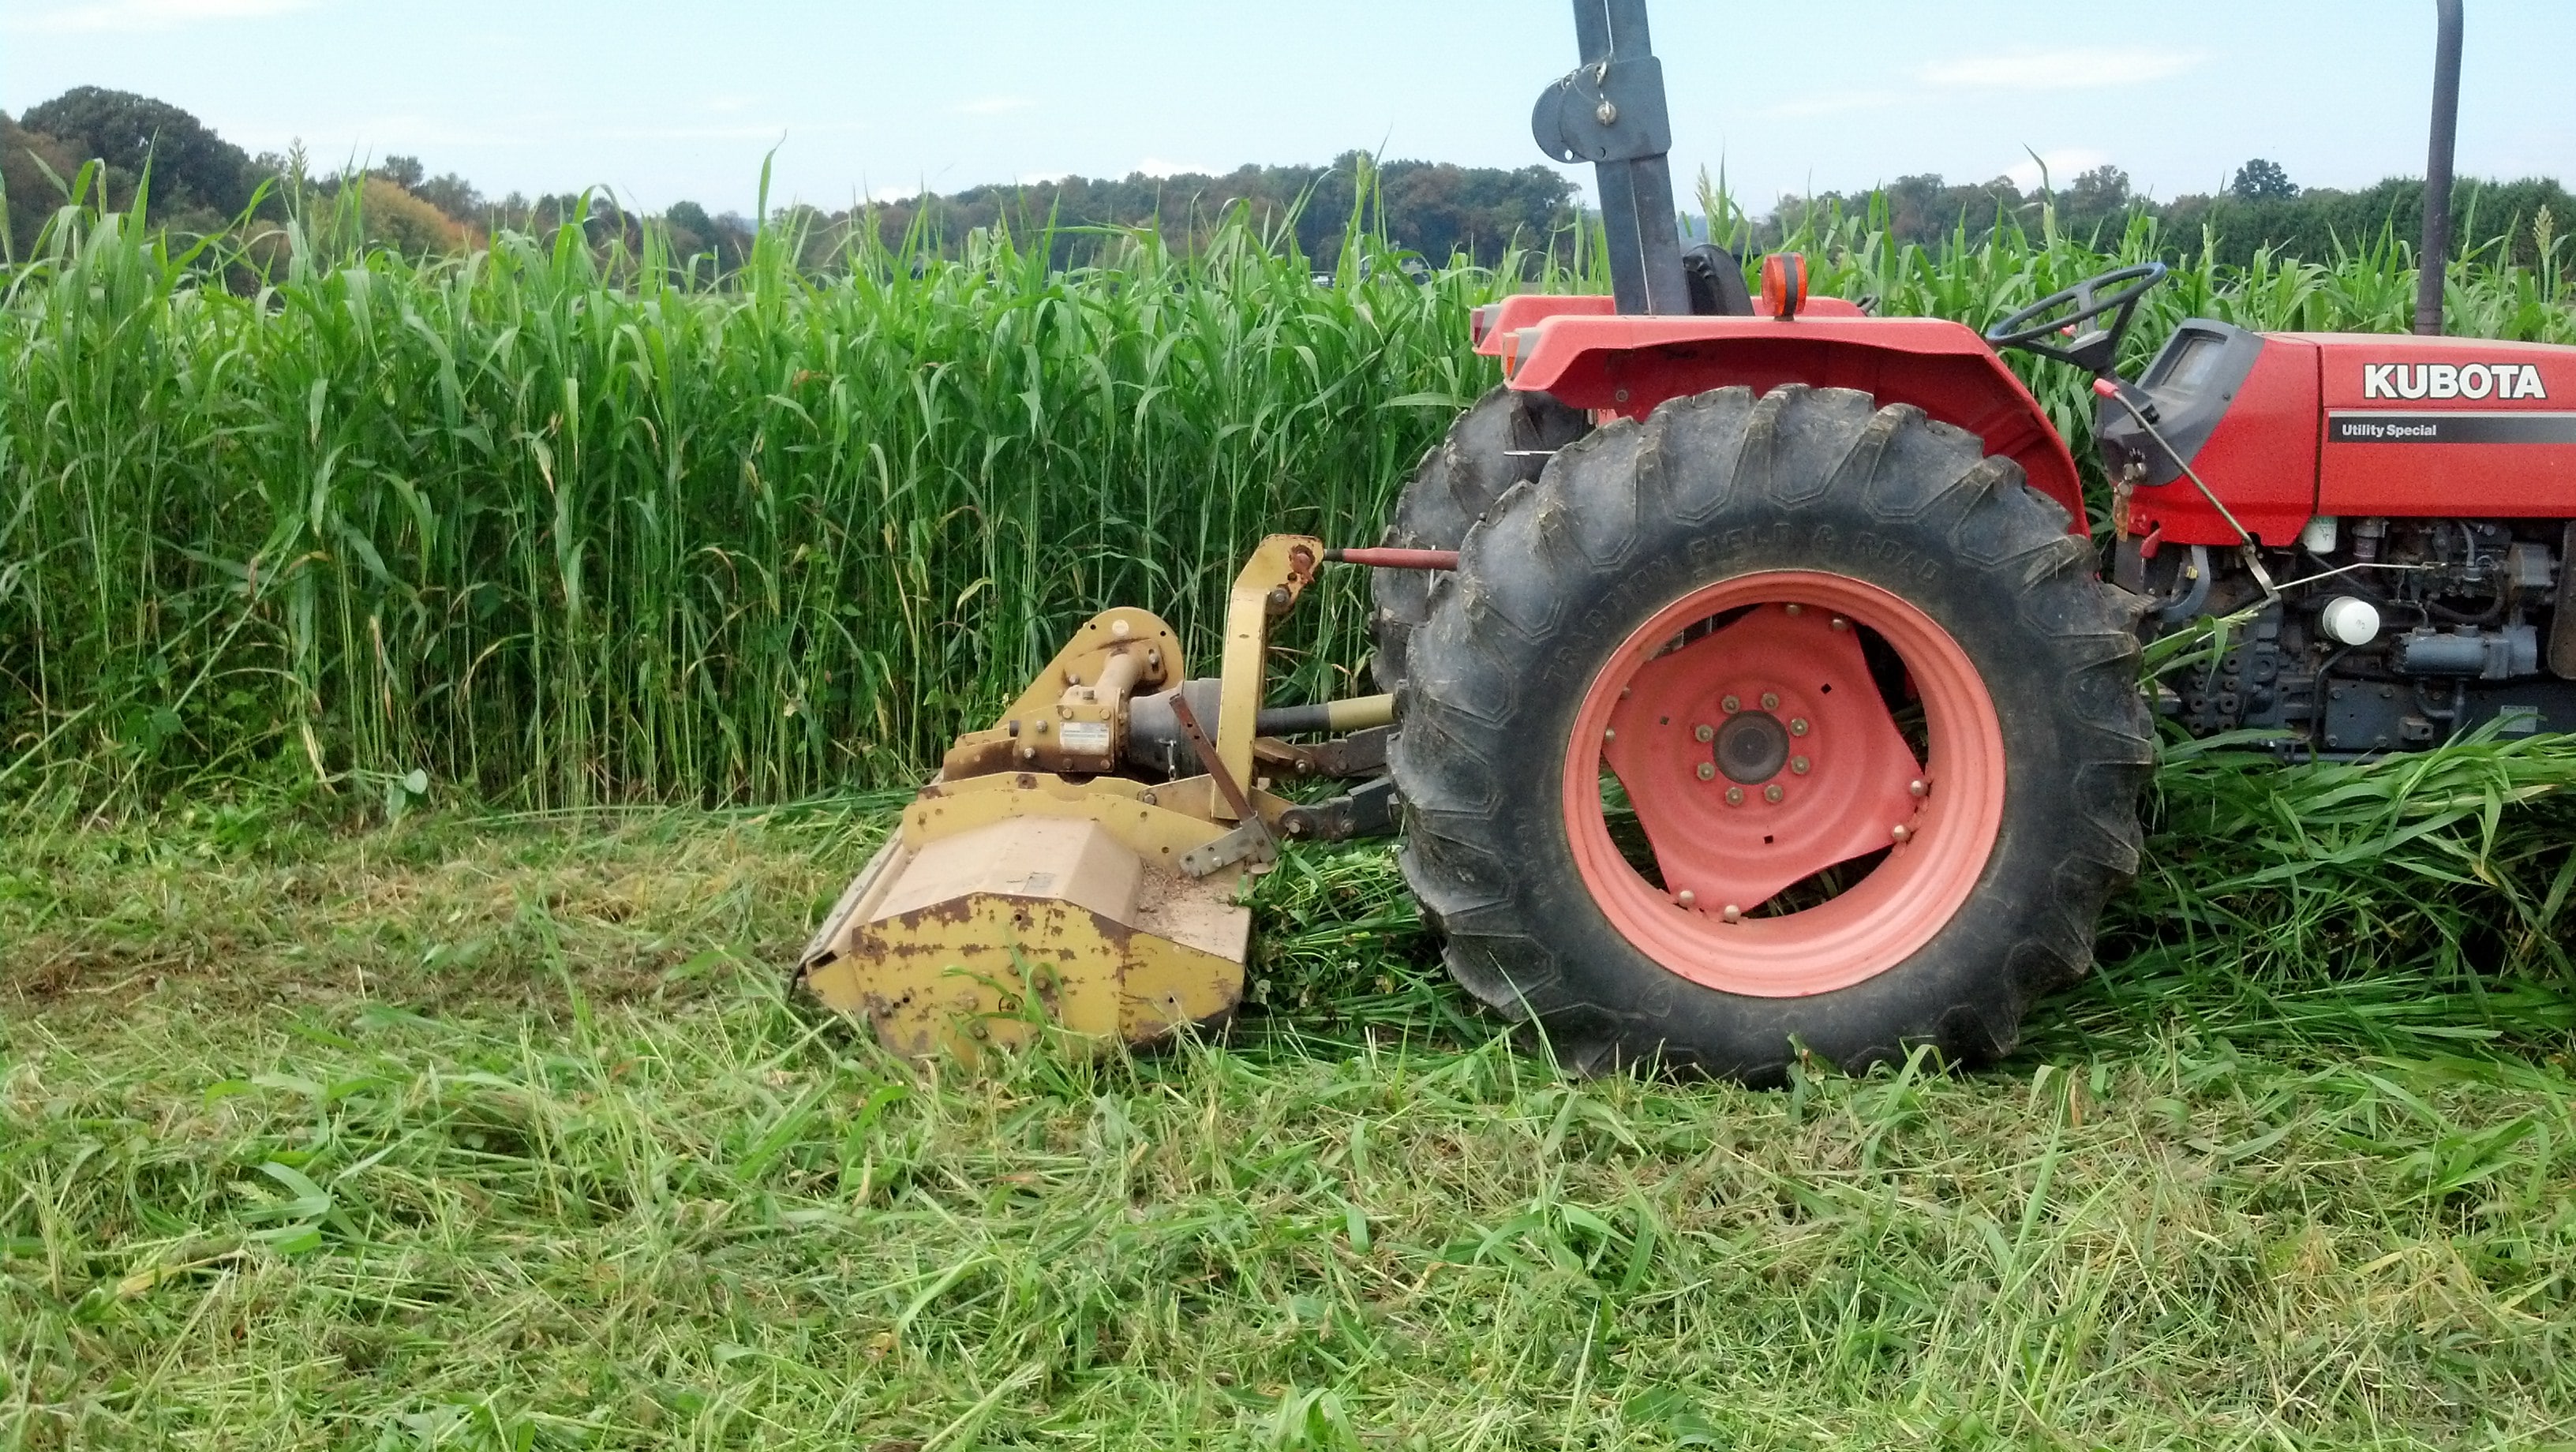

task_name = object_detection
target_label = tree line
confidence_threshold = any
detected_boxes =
[4,87,2569,279]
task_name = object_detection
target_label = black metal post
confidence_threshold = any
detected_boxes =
[1537,0,1691,315]
[2415,0,2464,336]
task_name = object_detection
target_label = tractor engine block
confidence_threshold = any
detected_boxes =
[2149,516,2576,754]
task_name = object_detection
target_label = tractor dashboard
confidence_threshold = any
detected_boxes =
[2096,320,2267,489]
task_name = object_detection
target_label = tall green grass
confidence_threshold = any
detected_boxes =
[2,182,2571,810]
[0,190,1509,807]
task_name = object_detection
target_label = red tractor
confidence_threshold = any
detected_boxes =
[803,0,2573,1080]
[1365,0,2574,1078]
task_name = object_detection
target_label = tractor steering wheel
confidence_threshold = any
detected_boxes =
[1983,261,2170,375]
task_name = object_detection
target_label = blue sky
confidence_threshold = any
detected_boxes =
[4,1,2570,218]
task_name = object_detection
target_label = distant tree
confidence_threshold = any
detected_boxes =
[1,110,95,256]
[1766,173,2030,251]
[2066,165,2132,211]
[309,176,465,257]
[21,87,250,214]
[2230,158,2297,201]
[376,155,425,191]
[414,171,485,223]
[662,198,746,271]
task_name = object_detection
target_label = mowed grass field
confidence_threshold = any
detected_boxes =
[5,782,2575,1450]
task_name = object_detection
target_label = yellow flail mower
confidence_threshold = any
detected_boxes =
[797,536,1419,1060]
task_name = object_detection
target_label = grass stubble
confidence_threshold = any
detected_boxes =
[5,729,2576,1450]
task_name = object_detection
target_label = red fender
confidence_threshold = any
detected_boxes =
[1494,303,2088,534]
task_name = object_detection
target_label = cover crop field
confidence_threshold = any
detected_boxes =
[5,190,2576,1448]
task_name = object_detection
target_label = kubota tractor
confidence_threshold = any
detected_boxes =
[799,0,2575,1080]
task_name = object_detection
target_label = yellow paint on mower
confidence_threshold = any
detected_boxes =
[797,537,1331,1061]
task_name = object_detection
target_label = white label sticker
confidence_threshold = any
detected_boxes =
[1058,721,1113,756]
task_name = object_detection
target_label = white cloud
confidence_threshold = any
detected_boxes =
[1921,47,2198,92]
[6,0,315,33]
[2005,148,2114,191]
[1759,89,1903,122]
[953,96,1033,117]
[1133,157,1217,178]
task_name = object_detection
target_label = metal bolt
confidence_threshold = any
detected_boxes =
[1785,603,1803,616]
[1908,778,1927,797]
[1620,687,1632,699]
[1696,762,1717,780]
[1676,889,1695,908]
[1110,619,1133,639]
[1791,755,1810,775]
[1892,824,1913,844]
[1139,790,1158,806]
[1764,784,1784,803]
[1035,719,1050,733]
[1613,387,1631,403]
[1595,99,1619,125]
[1721,904,1743,923]
[1789,718,1809,736]
[1724,786,1745,806]
[1830,616,1850,632]
[1693,723,1715,743]
[1760,692,1780,711]
[1721,694,1741,714]
[1604,728,1616,742]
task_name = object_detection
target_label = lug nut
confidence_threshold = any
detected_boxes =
[1676,889,1696,908]
[1693,723,1715,743]
[1784,603,1803,616]
[1791,756,1810,774]
[1721,694,1741,714]
[1892,824,1913,844]
[1604,728,1616,742]
[1721,904,1743,923]
[1908,779,1927,797]
[1760,692,1780,711]
[1724,786,1745,806]
[1789,718,1809,736]
[1696,762,1717,780]
[1830,616,1850,631]
[1763,784,1784,803]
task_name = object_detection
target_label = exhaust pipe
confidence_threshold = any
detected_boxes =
[2414,0,2464,336]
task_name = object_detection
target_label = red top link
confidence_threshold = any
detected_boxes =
[1325,547,1461,571]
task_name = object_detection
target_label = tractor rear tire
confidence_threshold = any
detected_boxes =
[1390,384,2154,1082]
[1371,386,1589,693]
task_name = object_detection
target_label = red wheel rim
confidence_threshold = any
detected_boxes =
[1561,571,2005,998]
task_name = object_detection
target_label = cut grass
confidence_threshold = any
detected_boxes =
[7,800,2575,1450]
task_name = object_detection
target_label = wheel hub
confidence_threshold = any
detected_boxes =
[1714,710,1790,784]
[1566,574,2008,999]
[1601,602,1926,915]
